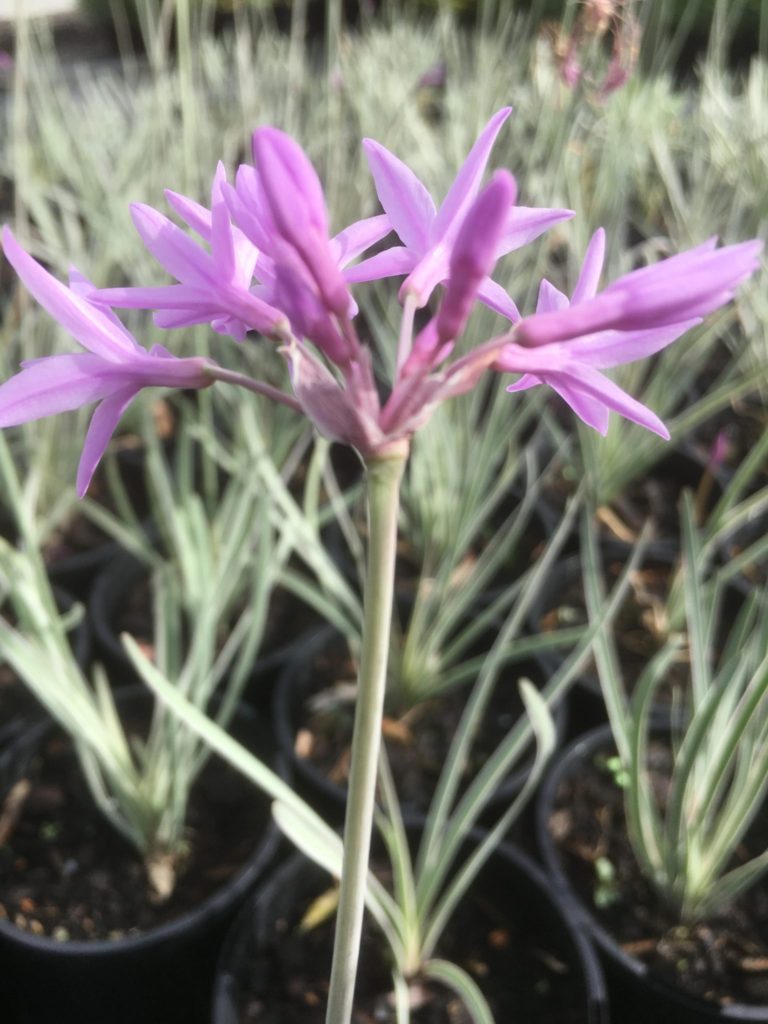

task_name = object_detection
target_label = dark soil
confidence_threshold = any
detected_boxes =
[234,861,588,1023]
[542,450,718,548]
[536,557,692,702]
[293,635,543,810]
[549,741,768,1007]
[0,714,271,942]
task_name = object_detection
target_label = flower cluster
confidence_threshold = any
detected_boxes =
[0,109,761,491]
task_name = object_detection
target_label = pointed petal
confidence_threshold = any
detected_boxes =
[432,107,513,241]
[76,386,137,497]
[2,228,139,361]
[130,203,216,288]
[401,244,451,306]
[164,189,212,240]
[536,278,570,314]
[568,319,701,368]
[362,139,436,251]
[210,189,236,282]
[332,215,392,266]
[475,277,521,322]
[554,364,670,439]
[95,283,208,310]
[495,205,575,256]
[343,246,417,284]
[571,228,605,304]
[0,353,116,426]
[548,378,611,434]
[68,269,143,349]
[505,373,542,392]
[225,171,274,253]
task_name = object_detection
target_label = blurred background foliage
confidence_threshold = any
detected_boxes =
[74,0,768,70]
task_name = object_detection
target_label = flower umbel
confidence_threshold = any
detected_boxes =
[0,109,762,1024]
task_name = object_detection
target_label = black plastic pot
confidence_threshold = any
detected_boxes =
[212,826,608,1024]
[274,626,568,826]
[536,726,768,1023]
[0,585,91,751]
[0,692,282,1024]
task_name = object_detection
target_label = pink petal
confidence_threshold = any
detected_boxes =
[536,278,570,315]
[164,189,212,240]
[570,229,605,304]
[475,278,521,322]
[495,205,575,257]
[153,308,221,329]
[603,240,762,323]
[401,245,450,306]
[225,171,274,253]
[76,386,137,497]
[130,204,216,289]
[431,108,513,242]
[548,378,611,434]
[68,269,143,348]
[505,373,541,392]
[2,228,139,361]
[568,319,701,368]
[343,246,417,284]
[96,283,208,310]
[0,353,117,426]
[210,190,236,282]
[362,139,436,251]
[553,364,670,438]
[332,215,392,266]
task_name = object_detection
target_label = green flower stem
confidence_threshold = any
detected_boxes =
[325,443,408,1024]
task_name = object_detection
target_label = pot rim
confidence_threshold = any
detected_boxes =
[273,625,568,813]
[212,825,609,1023]
[536,724,768,1022]
[0,691,281,958]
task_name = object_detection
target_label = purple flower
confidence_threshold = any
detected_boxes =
[402,170,517,379]
[287,173,519,451]
[346,108,574,319]
[252,128,351,318]
[0,228,213,496]
[225,132,391,364]
[93,164,288,342]
[496,230,762,437]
